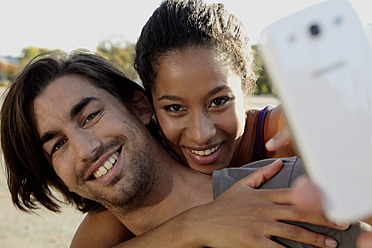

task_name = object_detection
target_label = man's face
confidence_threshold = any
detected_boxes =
[33,75,155,211]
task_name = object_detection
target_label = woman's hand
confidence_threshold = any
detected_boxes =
[265,105,297,157]
[71,160,344,248]
[292,176,372,248]
[182,160,344,248]
[266,126,293,152]
[358,231,372,248]
[70,160,284,248]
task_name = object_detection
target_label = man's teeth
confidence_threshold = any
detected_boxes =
[190,144,220,156]
[93,152,118,179]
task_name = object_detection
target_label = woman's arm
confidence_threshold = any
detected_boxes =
[70,161,343,248]
[70,210,134,248]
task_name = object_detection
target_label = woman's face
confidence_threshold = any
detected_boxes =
[152,47,246,174]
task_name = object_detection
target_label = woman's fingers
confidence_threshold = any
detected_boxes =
[358,231,372,248]
[292,176,323,211]
[240,159,283,188]
[269,221,338,248]
[266,126,292,151]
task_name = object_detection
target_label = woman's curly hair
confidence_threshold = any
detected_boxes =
[134,0,257,101]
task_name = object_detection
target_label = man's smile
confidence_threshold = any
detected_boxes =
[86,147,122,181]
[93,151,119,179]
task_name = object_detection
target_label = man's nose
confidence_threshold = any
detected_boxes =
[186,111,217,145]
[70,130,101,162]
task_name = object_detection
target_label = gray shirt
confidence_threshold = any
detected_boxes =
[213,157,370,248]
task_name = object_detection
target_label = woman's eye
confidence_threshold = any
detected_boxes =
[210,97,229,107]
[165,104,185,112]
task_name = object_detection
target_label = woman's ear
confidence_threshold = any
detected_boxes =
[129,91,154,125]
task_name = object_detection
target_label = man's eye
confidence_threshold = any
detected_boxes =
[164,104,185,112]
[84,111,99,124]
[210,97,229,107]
[52,139,66,155]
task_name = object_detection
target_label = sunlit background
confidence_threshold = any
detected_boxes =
[1,0,371,57]
[1,0,371,95]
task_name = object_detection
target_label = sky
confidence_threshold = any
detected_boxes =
[1,0,371,57]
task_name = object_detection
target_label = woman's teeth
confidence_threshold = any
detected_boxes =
[190,144,220,156]
[93,152,118,179]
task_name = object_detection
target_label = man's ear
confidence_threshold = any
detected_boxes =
[129,91,154,125]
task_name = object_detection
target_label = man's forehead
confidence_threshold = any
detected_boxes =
[33,76,107,131]
[37,76,110,106]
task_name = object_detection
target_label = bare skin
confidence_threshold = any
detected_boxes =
[292,177,372,248]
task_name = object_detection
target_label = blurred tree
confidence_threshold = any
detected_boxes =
[96,36,139,81]
[18,46,63,68]
[10,41,273,93]
[251,45,274,95]
[4,63,17,79]
[0,60,18,83]
[0,61,6,82]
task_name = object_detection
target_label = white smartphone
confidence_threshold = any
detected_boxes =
[258,0,372,222]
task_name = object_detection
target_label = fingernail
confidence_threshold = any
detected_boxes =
[335,221,349,229]
[265,138,274,149]
[325,238,338,248]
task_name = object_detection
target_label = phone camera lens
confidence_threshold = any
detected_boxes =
[309,24,321,36]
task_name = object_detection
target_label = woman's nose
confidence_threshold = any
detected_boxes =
[186,111,217,145]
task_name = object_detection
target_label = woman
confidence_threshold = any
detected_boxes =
[134,0,293,175]
[70,1,340,247]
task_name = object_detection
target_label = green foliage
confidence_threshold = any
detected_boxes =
[96,36,139,81]
[0,80,9,86]
[19,46,64,69]
[251,45,274,95]
[22,46,50,59]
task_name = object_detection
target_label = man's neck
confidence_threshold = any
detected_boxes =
[108,143,214,235]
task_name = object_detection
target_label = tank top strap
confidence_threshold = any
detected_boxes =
[251,105,275,162]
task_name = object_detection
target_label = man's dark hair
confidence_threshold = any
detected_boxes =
[1,51,145,213]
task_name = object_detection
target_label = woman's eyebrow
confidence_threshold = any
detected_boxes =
[157,86,229,102]
[208,85,228,96]
[157,95,184,101]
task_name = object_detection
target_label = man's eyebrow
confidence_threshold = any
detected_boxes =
[70,97,97,120]
[40,131,58,146]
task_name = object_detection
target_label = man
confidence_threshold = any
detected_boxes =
[1,51,367,247]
